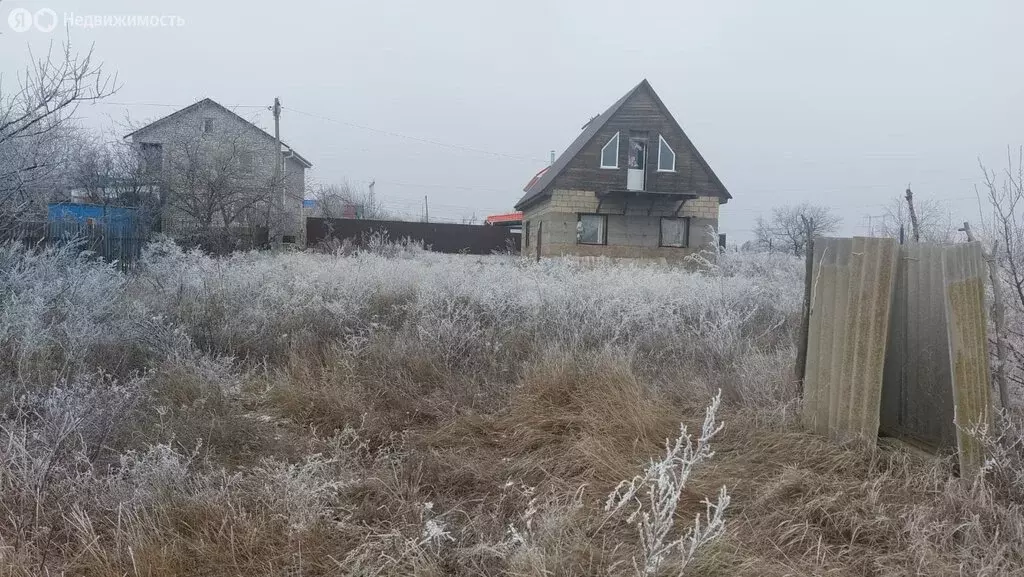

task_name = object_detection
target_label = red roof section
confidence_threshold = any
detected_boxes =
[485,211,523,225]
[523,167,549,192]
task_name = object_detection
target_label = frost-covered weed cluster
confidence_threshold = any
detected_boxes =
[605,391,730,577]
[133,239,802,396]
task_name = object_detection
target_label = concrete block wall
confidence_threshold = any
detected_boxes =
[522,189,721,261]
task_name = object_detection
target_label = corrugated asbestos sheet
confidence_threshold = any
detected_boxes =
[803,238,992,473]
[881,244,956,451]
[942,242,991,475]
[803,237,898,441]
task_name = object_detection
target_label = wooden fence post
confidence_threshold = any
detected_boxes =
[794,216,815,395]
[905,187,920,242]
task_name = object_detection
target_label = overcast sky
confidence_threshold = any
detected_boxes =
[2,0,1022,240]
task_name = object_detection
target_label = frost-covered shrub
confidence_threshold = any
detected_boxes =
[606,391,729,576]
[138,249,797,382]
[0,242,204,386]
[1,239,803,404]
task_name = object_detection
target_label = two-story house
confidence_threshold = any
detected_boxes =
[515,80,730,260]
[125,98,312,244]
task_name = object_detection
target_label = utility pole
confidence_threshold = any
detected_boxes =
[424,195,429,223]
[368,179,375,216]
[905,185,920,242]
[271,97,283,246]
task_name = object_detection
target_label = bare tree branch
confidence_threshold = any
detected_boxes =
[754,202,841,256]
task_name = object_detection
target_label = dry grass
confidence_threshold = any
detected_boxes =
[2,244,1023,576]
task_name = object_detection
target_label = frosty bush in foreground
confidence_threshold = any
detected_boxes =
[606,391,730,576]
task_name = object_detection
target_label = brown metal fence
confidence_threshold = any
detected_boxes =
[306,217,520,254]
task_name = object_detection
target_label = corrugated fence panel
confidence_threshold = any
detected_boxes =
[880,244,956,451]
[803,237,898,442]
[942,241,991,475]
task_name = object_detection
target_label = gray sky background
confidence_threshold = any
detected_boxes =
[2,0,1022,240]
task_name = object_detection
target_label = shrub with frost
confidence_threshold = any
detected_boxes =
[605,391,730,576]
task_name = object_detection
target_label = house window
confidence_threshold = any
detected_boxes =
[577,214,607,245]
[660,217,689,248]
[600,132,619,169]
[239,151,256,174]
[628,132,647,170]
[524,220,530,249]
[203,118,215,133]
[140,142,163,175]
[658,135,676,172]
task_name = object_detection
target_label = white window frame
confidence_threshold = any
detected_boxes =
[600,132,619,169]
[657,134,676,172]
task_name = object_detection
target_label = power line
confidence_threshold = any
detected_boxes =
[282,105,548,164]
[97,101,267,109]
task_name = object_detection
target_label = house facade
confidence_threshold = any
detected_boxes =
[126,99,312,244]
[515,80,730,260]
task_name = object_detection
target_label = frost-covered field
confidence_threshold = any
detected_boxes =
[2,242,1023,576]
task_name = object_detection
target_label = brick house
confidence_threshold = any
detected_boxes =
[126,98,312,244]
[515,80,730,260]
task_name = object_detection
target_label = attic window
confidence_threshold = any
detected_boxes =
[203,118,214,133]
[657,135,675,172]
[600,132,619,169]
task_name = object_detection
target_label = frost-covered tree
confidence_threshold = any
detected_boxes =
[0,40,117,223]
[146,117,287,249]
[312,180,389,220]
[877,194,955,243]
[754,202,841,256]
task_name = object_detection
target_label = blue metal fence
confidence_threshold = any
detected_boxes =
[44,203,145,270]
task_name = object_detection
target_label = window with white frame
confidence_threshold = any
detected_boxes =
[577,214,607,245]
[600,132,619,168]
[657,135,675,172]
[659,217,689,247]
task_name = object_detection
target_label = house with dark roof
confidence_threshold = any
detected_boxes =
[125,98,312,244]
[515,80,730,260]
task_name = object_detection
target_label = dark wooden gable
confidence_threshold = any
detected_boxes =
[515,80,729,210]
[551,85,728,201]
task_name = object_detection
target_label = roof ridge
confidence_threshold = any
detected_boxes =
[513,79,730,210]
[123,98,312,168]
[514,81,647,209]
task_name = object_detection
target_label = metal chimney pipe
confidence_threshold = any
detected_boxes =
[549,150,555,165]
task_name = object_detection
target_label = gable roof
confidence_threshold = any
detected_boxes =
[123,98,313,168]
[514,79,730,210]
